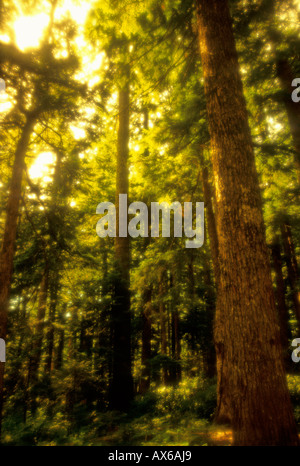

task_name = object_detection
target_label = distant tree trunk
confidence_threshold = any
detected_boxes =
[0,112,37,435]
[281,221,300,330]
[202,260,216,379]
[26,266,49,415]
[109,81,133,411]
[271,241,291,369]
[196,0,299,445]
[140,287,152,395]
[171,307,181,384]
[45,272,59,374]
[55,327,64,371]
[139,109,152,395]
[159,279,168,385]
[276,59,300,184]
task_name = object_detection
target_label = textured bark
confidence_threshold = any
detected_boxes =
[271,242,291,369]
[276,59,300,184]
[0,113,37,434]
[109,84,133,410]
[196,0,299,445]
[202,167,219,286]
[281,221,300,330]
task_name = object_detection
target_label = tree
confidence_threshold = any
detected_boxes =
[195,0,299,445]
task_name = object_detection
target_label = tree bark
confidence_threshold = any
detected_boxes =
[196,0,299,445]
[281,221,300,330]
[109,82,133,411]
[271,241,291,369]
[0,112,37,435]
[202,167,219,286]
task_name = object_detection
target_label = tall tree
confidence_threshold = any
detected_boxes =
[195,0,299,445]
[109,79,134,410]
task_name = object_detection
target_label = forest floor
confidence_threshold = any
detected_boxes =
[1,374,300,446]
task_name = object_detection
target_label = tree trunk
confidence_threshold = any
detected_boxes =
[26,266,49,415]
[44,272,59,374]
[140,287,152,395]
[281,221,300,330]
[109,82,133,411]
[203,259,216,379]
[271,241,291,370]
[55,328,64,371]
[0,112,37,435]
[202,166,219,286]
[159,279,168,385]
[196,0,299,445]
[171,307,181,384]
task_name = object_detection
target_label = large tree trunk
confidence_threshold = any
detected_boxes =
[0,112,37,435]
[196,0,299,446]
[109,83,133,411]
[201,167,219,286]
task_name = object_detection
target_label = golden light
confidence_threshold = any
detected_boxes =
[29,152,56,181]
[14,14,49,50]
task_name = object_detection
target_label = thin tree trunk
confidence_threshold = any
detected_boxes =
[281,221,300,330]
[140,287,152,394]
[0,112,37,435]
[27,267,49,414]
[55,328,64,371]
[44,273,59,374]
[159,280,168,385]
[196,0,299,445]
[171,307,181,383]
[109,81,133,411]
[203,259,216,379]
[271,241,291,369]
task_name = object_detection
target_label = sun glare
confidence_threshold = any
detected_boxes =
[14,14,49,50]
[29,151,56,181]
